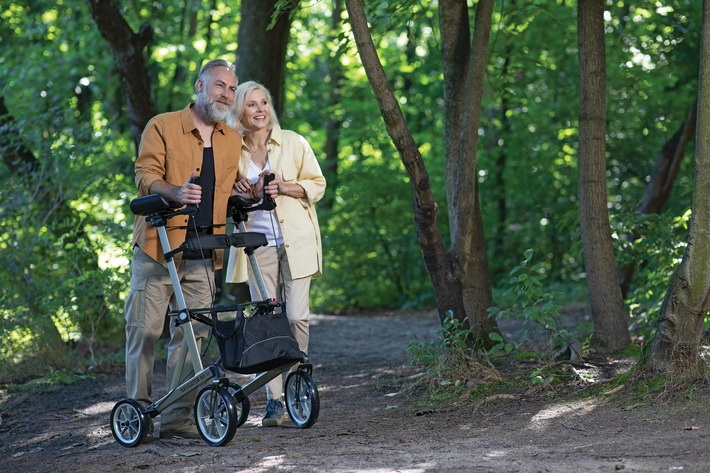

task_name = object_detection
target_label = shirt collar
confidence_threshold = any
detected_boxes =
[267,123,283,146]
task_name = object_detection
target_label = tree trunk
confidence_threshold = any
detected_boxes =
[346,0,499,345]
[441,0,497,336]
[321,0,345,214]
[577,0,630,352]
[649,0,710,371]
[86,0,156,153]
[489,53,511,274]
[236,0,297,117]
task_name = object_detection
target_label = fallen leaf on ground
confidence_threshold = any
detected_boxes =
[603,385,625,396]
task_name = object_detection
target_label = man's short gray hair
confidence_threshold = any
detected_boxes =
[195,59,237,91]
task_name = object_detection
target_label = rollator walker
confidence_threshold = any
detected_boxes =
[110,174,319,447]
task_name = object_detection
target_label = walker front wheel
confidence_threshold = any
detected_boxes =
[111,398,148,447]
[194,385,237,446]
[284,370,320,428]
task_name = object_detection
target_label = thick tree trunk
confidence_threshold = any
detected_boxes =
[346,0,498,345]
[577,0,630,352]
[86,0,156,153]
[650,0,710,371]
[441,0,497,336]
[236,0,297,117]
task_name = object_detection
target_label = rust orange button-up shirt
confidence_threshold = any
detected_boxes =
[131,104,242,269]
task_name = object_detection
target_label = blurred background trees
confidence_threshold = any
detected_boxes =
[0,0,705,381]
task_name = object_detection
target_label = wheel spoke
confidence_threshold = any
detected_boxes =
[212,415,226,437]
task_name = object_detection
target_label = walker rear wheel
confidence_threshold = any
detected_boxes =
[110,398,148,447]
[194,385,237,446]
[228,382,251,426]
[284,370,319,428]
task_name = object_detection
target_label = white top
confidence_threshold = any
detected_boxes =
[246,160,283,246]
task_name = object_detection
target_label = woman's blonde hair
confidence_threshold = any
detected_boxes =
[227,81,280,136]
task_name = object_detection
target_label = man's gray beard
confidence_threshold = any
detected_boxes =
[196,95,229,123]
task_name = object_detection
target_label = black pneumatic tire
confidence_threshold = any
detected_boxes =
[284,370,320,428]
[194,385,237,446]
[111,398,148,447]
[228,382,251,427]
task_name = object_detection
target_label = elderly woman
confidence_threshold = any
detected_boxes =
[226,81,326,427]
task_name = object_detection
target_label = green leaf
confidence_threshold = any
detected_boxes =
[489,332,504,342]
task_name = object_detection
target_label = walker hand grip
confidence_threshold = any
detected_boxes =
[185,175,200,216]
[261,173,276,211]
[130,194,182,216]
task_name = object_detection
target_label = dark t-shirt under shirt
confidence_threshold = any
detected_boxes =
[183,147,215,259]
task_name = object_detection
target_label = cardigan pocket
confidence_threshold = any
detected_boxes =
[280,161,298,182]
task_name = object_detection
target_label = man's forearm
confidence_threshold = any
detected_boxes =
[148,179,182,203]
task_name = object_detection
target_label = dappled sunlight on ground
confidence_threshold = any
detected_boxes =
[2,311,709,472]
[527,399,598,431]
[75,400,114,416]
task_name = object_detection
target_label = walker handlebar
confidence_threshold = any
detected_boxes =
[129,172,277,224]
[227,173,276,221]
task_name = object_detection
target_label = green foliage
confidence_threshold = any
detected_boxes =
[0,0,704,383]
[488,249,579,356]
[487,331,515,355]
[606,359,709,405]
[11,371,101,394]
[406,310,499,400]
[612,208,692,342]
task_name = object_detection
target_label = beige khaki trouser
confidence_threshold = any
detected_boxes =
[248,244,311,401]
[124,246,213,424]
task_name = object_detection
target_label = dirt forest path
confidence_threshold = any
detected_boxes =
[1,311,709,472]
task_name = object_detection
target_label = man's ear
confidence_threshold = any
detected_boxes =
[195,79,203,94]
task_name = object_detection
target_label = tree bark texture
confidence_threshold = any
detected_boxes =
[86,0,156,154]
[650,0,710,370]
[440,0,497,336]
[346,0,498,344]
[236,0,297,117]
[577,0,631,351]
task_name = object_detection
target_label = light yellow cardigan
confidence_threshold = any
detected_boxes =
[225,124,326,283]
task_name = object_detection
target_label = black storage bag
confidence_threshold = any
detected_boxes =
[214,305,304,374]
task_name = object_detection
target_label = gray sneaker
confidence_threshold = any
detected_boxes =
[262,399,284,427]
[160,418,200,439]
